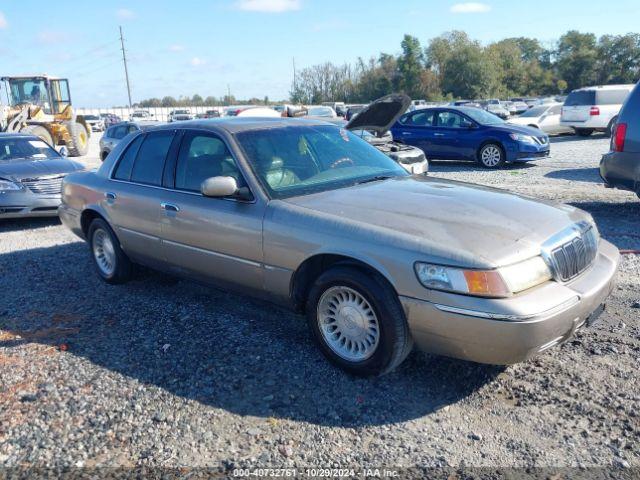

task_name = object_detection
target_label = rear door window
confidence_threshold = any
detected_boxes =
[112,125,129,139]
[564,91,596,106]
[130,131,175,186]
[113,135,144,181]
[596,89,630,105]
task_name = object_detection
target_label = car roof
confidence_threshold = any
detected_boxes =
[0,132,40,140]
[146,117,336,134]
[572,84,635,91]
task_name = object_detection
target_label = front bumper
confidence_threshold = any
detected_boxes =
[0,192,61,218]
[505,140,550,162]
[400,240,619,365]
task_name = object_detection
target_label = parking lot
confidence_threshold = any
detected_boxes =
[0,133,638,470]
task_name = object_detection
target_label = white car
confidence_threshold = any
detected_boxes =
[560,84,634,136]
[168,109,193,122]
[508,103,572,135]
[83,114,105,132]
[129,110,153,121]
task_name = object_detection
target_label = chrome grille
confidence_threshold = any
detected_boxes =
[20,175,64,196]
[543,223,598,282]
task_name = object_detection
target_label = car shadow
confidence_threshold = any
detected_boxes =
[428,159,537,173]
[0,217,61,233]
[549,134,608,144]
[0,242,503,427]
[545,167,603,183]
[568,199,640,250]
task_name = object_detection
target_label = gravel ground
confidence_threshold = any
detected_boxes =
[0,132,638,474]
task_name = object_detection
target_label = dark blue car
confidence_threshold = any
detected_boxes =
[390,106,550,169]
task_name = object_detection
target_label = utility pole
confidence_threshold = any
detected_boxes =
[227,84,231,104]
[119,26,132,108]
[292,57,297,92]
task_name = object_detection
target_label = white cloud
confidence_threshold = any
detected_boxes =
[450,2,491,13]
[37,30,70,44]
[116,8,135,19]
[0,12,7,29]
[236,0,300,13]
[190,57,206,67]
[169,44,185,52]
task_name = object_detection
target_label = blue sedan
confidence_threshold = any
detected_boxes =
[390,106,550,168]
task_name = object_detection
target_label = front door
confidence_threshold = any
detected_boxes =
[158,130,266,293]
[433,110,477,160]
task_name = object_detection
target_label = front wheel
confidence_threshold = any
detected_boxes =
[306,266,413,376]
[477,143,505,169]
[88,218,132,284]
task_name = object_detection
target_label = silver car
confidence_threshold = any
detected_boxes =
[59,118,619,376]
[0,133,84,218]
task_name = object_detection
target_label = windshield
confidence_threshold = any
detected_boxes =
[236,125,407,199]
[0,137,60,162]
[461,108,504,125]
[519,106,548,118]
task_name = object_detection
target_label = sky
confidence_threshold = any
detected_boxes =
[0,0,639,107]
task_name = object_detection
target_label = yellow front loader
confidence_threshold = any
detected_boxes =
[0,75,90,156]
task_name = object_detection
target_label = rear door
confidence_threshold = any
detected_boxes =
[562,90,595,122]
[393,110,436,155]
[104,130,176,265]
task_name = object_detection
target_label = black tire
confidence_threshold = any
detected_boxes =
[63,121,89,156]
[605,117,618,137]
[20,125,53,146]
[306,266,413,376]
[575,128,594,137]
[477,142,506,169]
[87,218,132,284]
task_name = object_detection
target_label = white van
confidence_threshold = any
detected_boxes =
[561,84,634,136]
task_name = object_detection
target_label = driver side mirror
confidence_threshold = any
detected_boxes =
[462,121,476,129]
[201,176,252,201]
[59,146,69,157]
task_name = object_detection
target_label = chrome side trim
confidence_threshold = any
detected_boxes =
[118,227,158,241]
[433,296,580,322]
[161,239,262,268]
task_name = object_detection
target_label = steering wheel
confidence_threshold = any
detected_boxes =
[329,157,354,169]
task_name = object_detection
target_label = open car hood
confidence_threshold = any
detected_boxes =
[345,94,411,136]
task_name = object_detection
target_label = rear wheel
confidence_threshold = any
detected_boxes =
[575,128,594,137]
[88,218,132,284]
[477,143,505,169]
[20,125,53,146]
[64,121,89,156]
[306,266,413,376]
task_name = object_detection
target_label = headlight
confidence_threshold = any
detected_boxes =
[509,133,537,144]
[415,257,552,298]
[0,178,21,191]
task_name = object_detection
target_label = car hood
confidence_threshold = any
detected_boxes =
[346,94,411,136]
[282,176,588,268]
[0,157,83,180]
[491,123,545,136]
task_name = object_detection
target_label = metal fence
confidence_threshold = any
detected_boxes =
[75,105,229,123]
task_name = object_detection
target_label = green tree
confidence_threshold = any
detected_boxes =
[397,35,425,97]
[555,31,598,90]
[161,96,177,107]
[191,94,204,105]
[596,34,640,84]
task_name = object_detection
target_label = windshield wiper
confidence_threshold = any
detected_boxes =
[355,175,394,185]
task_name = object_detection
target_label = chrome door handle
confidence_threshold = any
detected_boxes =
[105,192,116,201]
[433,133,445,137]
[161,202,180,212]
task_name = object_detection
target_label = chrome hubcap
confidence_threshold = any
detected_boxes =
[481,145,501,166]
[317,286,380,362]
[92,228,116,276]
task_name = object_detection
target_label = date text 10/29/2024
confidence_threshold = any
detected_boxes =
[233,468,400,477]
